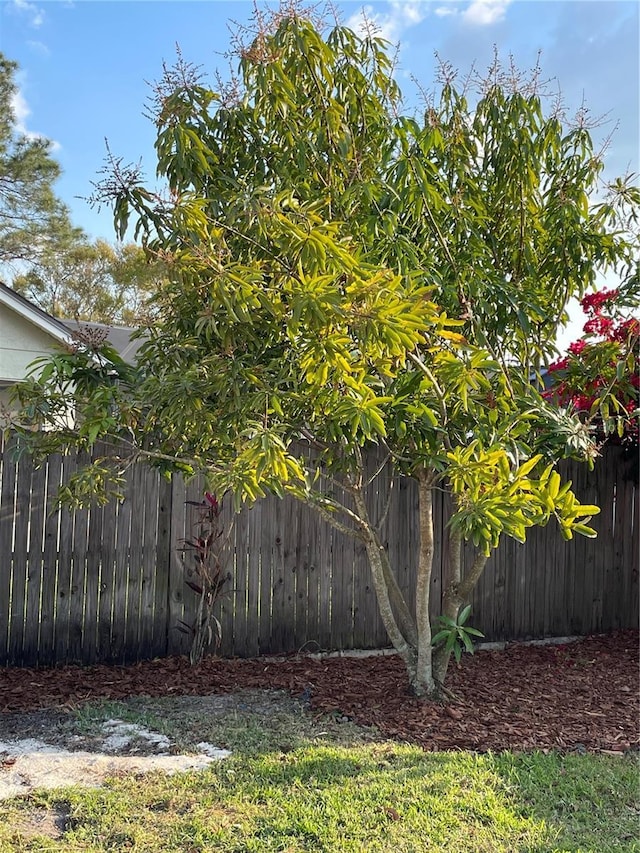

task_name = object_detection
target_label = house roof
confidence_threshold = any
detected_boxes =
[0,281,73,347]
[61,320,144,364]
[0,283,144,366]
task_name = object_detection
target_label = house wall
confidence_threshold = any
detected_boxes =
[0,302,67,426]
[0,302,62,383]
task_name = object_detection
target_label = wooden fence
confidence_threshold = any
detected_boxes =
[0,432,637,667]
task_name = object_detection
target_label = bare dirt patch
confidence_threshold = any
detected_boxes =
[9,803,70,841]
[0,688,343,800]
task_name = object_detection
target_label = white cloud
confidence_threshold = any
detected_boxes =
[346,1,430,44]
[348,0,511,32]
[10,89,61,151]
[9,0,45,28]
[434,6,458,18]
[26,39,50,57]
[10,89,31,129]
[462,0,512,26]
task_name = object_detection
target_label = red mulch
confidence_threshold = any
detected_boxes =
[1,631,638,754]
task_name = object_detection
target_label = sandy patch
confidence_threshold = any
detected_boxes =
[0,718,230,800]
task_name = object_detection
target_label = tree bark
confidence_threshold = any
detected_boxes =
[352,488,417,678]
[379,528,419,649]
[413,467,436,697]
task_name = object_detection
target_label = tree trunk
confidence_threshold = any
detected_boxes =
[351,488,418,677]
[413,467,437,697]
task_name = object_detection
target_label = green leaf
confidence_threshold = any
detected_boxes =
[461,632,475,654]
[431,630,450,646]
[572,522,598,538]
[458,604,472,625]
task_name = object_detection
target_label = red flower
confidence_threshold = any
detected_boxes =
[611,318,640,342]
[580,288,619,315]
[568,339,587,355]
[548,357,569,373]
[573,394,594,412]
[583,315,614,335]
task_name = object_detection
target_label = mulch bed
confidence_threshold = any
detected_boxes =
[1,631,637,754]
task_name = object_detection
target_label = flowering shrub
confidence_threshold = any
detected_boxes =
[546,286,639,446]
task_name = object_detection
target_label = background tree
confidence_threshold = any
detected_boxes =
[12,236,168,325]
[15,7,639,697]
[0,53,74,268]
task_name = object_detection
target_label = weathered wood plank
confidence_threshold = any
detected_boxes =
[138,468,160,659]
[258,497,274,654]
[292,502,309,652]
[0,433,17,665]
[613,449,637,629]
[232,504,250,657]
[23,461,47,665]
[83,496,104,665]
[53,452,76,663]
[216,494,236,658]
[124,464,145,660]
[176,475,204,657]
[8,451,33,665]
[166,475,188,656]
[525,527,542,639]
[152,476,172,658]
[68,501,89,664]
[269,497,289,654]
[628,471,639,628]
[303,499,321,651]
[96,488,118,663]
[330,480,355,652]
[590,456,610,632]
[39,453,62,665]
[498,537,518,641]
[244,501,261,657]
[66,449,91,664]
[355,459,385,649]
[429,477,443,630]
[109,467,134,662]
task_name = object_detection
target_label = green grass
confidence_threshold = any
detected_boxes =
[0,698,637,853]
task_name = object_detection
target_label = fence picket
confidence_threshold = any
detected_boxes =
[39,452,62,665]
[0,433,17,663]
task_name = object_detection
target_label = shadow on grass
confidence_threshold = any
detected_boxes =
[2,698,635,852]
[94,743,635,852]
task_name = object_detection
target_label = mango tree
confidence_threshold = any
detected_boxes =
[15,7,639,697]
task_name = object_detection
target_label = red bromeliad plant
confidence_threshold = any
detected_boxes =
[178,492,231,664]
[546,280,639,446]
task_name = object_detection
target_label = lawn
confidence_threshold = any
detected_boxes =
[0,692,637,853]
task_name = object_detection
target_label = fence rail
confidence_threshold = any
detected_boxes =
[0,433,637,667]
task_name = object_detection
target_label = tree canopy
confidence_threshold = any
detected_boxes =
[1,53,162,325]
[14,7,639,695]
[12,237,168,325]
[0,53,74,268]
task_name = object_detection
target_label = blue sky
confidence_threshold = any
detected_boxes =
[2,0,638,245]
